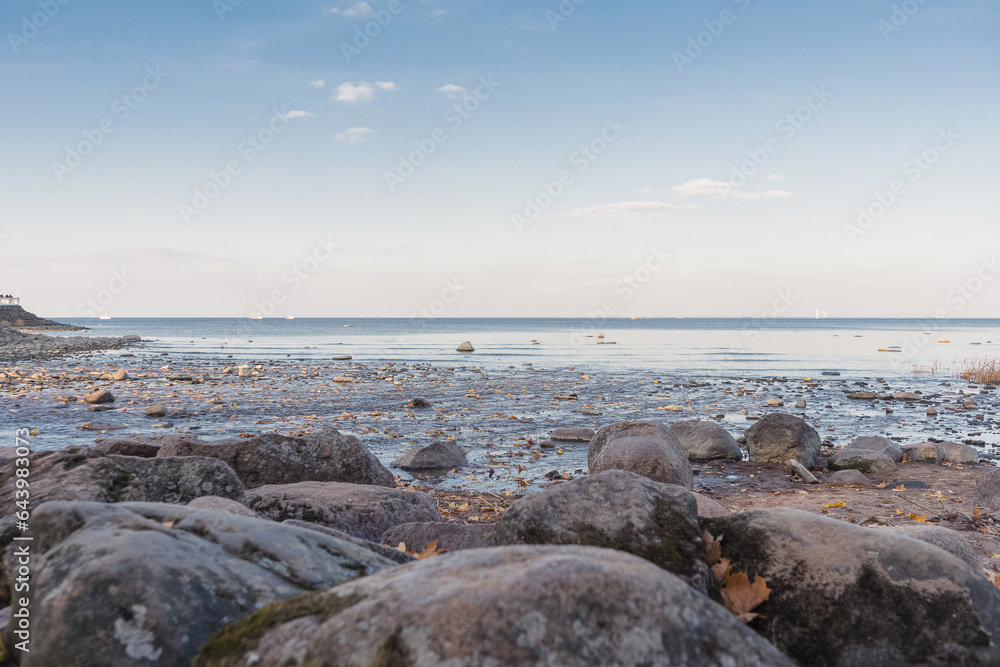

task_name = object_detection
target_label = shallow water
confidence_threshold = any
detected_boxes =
[4,318,999,493]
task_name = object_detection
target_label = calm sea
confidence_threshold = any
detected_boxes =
[51,318,1000,380]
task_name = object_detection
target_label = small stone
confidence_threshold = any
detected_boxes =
[767,398,784,407]
[408,397,431,408]
[145,404,168,418]
[795,400,807,408]
[549,428,596,443]
[456,341,475,352]
[333,355,353,361]
[333,376,355,383]
[112,370,128,381]
[237,365,251,378]
[83,390,115,404]
[926,407,938,416]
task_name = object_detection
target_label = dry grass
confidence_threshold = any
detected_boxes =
[955,358,1000,385]
[912,360,947,375]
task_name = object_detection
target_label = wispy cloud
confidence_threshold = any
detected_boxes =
[308,79,326,89]
[437,84,468,99]
[673,178,792,200]
[568,201,694,219]
[335,126,375,143]
[432,9,446,16]
[335,81,397,103]
[325,2,373,18]
[279,110,316,120]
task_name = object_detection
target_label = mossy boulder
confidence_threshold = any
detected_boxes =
[194,545,794,667]
[489,470,710,590]
[702,508,1000,666]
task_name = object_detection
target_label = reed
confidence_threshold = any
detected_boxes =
[955,358,1000,385]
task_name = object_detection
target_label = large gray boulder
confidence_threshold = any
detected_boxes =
[95,435,162,457]
[13,501,397,667]
[744,413,821,468]
[976,469,1000,510]
[489,470,709,590]
[156,428,395,488]
[381,521,495,553]
[885,524,980,569]
[285,519,415,565]
[0,446,244,512]
[587,421,693,489]
[247,481,441,542]
[827,448,897,476]
[391,440,467,471]
[903,441,981,465]
[669,420,742,462]
[193,546,795,667]
[849,435,903,462]
[702,508,1000,666]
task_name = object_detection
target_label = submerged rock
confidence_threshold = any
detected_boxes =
[392,440,467,471]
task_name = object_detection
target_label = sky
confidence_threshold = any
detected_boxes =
[0,0,998,319]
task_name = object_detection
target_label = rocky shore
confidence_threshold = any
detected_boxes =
[0,305,85,332]
[2,413,1000,664]
[0,326,139,362]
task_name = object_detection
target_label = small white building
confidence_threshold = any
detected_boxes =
[0,296,20,306]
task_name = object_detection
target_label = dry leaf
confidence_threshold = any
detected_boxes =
[721,571,771,623]
[823,502,847,508]
[895,484,907,491]
[906,513,927,523]
[394,542,408,553]
[415,541,446,560]
[703,530,723,564]
[712,557,731,582]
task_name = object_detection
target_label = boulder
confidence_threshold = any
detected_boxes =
[588,421,693,489]
[247,481,441,542]
[16,501,396,667]
[975,469,1000,510]
[893,391,921,400]
[489,470,709,590]
[827,448,897,475]
[886,524,980,569]
[391,440,467,471]
[381,521,495,553]
[744,413,821,468]
[901,442,942,463]
[187,495,259,518]
[703,508,1000,666]
[193,546,794,667]
[826,469,872,485]
[668,420,742,462]
[94,435,161,458]
[550,427,596,442]
[940,441,980,464]
[156,428,395,488]
[112,369,129,381]
[456,341,475,352]
[285,520,415,565]
[407,397,431,408]
[0,446,244,512]
[83,389,115,404]
[693,492,729,518]
[849,435,903,462]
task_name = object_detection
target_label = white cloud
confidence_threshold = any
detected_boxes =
[672,178,792,200]
[335,81,397,102]
[308,79,326,89]
[374,81,398,91]
[279,110,315,120]
[767,173,784,181]
[432,9,446,16]
[568,201,694,219]
[437,84,468,99]
[335,126,375,144]
[325,2,373,17]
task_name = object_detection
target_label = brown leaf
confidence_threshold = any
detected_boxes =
[721,571,771,623]
[415,540,446,560]
[703,530,723,564]
[712,558,731,582]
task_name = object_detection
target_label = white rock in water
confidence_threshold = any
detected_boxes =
[457,341,475,353]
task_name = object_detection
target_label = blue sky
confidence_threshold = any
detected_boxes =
[1,0,997,318]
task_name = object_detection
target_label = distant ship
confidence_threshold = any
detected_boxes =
[815,310,828,319]
[249,315,263,320]
[99,315,111,320]
[630,316,647,320]
[286,316,295,320]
